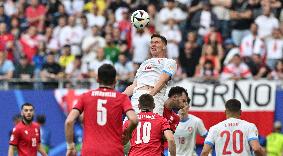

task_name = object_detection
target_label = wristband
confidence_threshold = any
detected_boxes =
[66,142,75,150]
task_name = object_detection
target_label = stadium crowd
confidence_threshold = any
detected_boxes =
[0,0,282,90]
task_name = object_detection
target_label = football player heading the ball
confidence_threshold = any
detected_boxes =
[123,33,177,116]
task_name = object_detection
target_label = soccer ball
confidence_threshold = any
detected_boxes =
[131,10,150,29]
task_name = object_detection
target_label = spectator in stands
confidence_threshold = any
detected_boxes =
[108,0,130,22]
[198,44,221,72]
[0,22,14,61]
[191,0,219,41]
[246,54,270,80]
[32,42,45,78]
[65,55,85,79]
[14,55,34,80]
[268,60,283,80]
[84,0,107,15]
[40,52,63,82]
[36,114,51,154]
[0,50,14,81]
[104,34,120,63]
[265,28,283,69]
[240,23,265,62]
[62,0,84,15]
[161,18,182,59]
[203,29,224,59]
[59,15,83,55]
[131,29,151,66]
[147,3,162,33]
[79,15,91,38]
[230,0,253,46]
[52,16,67,48]
[10,16,22,39]
[3,0,17,17]
[85,3,105,28]
[195,60,219,81]
[159,0,187,27]
[88,47,112,79]
[221,54,252,80]
[114,53,134,92]
[20,26,43,62]
[255,3,279,38]
[266,121,283,156]
[50,3,68,26]
[179,41,201,77]
[59,44,75,69]
[173,58,187,82]
[0,4,10,28]
[25,0,46,33]
[211,0,232,39]
[118,9,131,44]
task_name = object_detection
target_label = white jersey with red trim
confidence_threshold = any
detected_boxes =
[134,58,177,93]
[205,118,259,156]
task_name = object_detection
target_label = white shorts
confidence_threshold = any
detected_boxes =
[131,90,166,115]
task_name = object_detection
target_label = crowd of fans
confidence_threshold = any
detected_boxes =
[0,0,283,89]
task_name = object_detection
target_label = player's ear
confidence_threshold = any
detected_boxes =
[138,103,141,110]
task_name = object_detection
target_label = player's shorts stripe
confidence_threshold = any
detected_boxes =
[162,70,173,77]
[73,108,82,114]
[248,137,258,141]
[204,141,214,147]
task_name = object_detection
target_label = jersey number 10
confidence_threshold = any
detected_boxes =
[220,130,244,154]
[135,122,152,144]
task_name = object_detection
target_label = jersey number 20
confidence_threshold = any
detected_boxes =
[135,122,152,144]
[220,130,243,154]
[97,99,107,126]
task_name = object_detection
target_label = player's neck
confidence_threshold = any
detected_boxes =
[99,85,114,89]
[22,119,32,125]
[164,100,173,110]
[227,115,240,119]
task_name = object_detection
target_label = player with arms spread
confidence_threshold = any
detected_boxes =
[201,99,265,156]
[8,103,47,156]
[65,64,138,156]
[124,94,176,156]
[123,34,177,115]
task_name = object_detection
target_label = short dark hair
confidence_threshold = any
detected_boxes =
[139,94,155,110]
[225,99,241,113]
[151,34,167,45]
[36,114,46,124]
[168,86,191,104]
[98,64,116,85]
[21,103,34,110]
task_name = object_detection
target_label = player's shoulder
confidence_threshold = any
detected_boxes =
[188,114,203,122]
[240,119,257,128]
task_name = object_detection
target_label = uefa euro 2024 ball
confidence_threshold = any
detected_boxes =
[131,10,150,29]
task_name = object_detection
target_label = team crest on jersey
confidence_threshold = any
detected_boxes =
[188,127,193,133]
[25,130,28,135]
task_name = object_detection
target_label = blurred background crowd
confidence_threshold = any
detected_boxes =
[0,0,282,90]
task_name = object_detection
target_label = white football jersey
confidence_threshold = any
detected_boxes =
[205,118,259,156]
[134,58,177,93]
[174,114,207,156]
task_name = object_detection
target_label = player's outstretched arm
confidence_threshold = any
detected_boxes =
[200,144,212,156]
[65,109,80,156]
[123,110,139,144]
[164,130,176,156]
[38,144,48,156]
[149,73,170,96]
[250,140,265,156]
[123,80,137,96]
[8,145,16,156]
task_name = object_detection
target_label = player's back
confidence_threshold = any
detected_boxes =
[205,118,258,156]
[127,111,170,156]
[74,87,132,156]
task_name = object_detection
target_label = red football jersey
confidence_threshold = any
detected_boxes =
[163,107,180,132]
[74,87,133,156]
[9,121,41,156]
[125,111,171,156]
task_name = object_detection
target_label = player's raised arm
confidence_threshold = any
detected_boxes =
[123,80,137,96]
[164,129,176,156]
[149,72,171,96]
[249,140,265,156]
[65,109,80,156]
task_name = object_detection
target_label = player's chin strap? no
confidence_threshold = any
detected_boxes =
[66,142,75,150]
